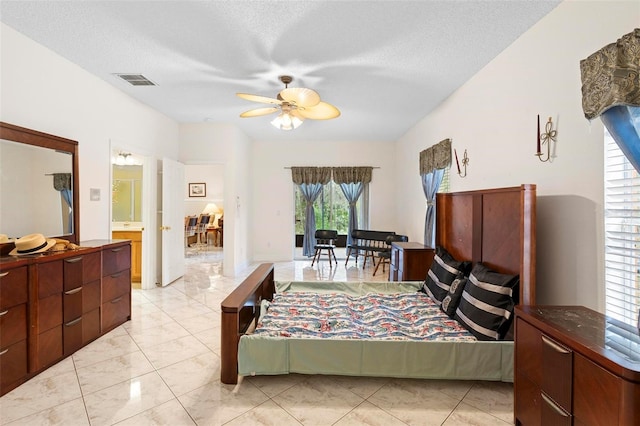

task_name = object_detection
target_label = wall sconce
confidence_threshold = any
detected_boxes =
[454,148,469,178]
[536,115,557,162]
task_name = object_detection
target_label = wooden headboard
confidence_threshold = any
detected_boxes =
[435,184,536,306]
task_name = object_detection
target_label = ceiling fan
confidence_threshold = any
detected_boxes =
[236,75,340,130]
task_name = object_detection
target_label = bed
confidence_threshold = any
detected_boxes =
[220,184,536,384]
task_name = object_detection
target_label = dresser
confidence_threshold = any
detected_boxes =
[514,305,640,425]
[389,242,434,281]
[0,239,131,396]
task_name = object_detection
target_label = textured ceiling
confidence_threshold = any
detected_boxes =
[0,1,560,142]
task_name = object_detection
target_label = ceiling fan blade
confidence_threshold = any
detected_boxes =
[297,101,341,120]
[236,93,282,105]
[239,107,279,118]
[279,87,321,108]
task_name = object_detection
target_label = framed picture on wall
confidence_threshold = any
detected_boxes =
[188,182,206,197]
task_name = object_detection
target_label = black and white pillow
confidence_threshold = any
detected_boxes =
[454,263,519,341]
[441,276,468,318]
[421,246,470,305]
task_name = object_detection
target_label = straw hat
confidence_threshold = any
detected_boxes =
[0,234,14,243]
[9,233,56,256]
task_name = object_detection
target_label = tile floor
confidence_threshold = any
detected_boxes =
[0,248,514,425]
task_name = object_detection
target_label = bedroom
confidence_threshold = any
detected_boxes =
[0,0,639,424]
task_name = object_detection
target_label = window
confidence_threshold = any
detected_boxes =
[294,181,368,235]
[604,129,640,327]
[439,166,451,193]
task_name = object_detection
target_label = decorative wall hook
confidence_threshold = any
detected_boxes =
[454,148,469,178]
[536,115,557,163]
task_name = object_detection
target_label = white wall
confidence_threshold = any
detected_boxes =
[395,1,639,311]
[250,140,396,261]
[184,164,225,217]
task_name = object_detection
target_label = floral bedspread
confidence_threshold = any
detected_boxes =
[254,292,476,341]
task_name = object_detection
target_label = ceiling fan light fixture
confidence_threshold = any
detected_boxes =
[238,75,338,131]
[271,112,303,130]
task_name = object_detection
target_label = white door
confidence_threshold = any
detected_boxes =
[161,157,185,286]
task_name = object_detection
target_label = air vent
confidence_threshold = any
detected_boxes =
[115,74,156,86]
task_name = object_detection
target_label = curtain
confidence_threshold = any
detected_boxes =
[581,28,640,170]
[333,167,372,248]
[419,139,451,247]
[421,169,445,248]
[291,167,332,256]
[53,173,73,233]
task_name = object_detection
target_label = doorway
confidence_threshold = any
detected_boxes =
[111,151,144,288]
[184,164,224,258]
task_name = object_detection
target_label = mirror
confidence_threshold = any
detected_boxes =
[0,122,80,247]
[112,166,143,222]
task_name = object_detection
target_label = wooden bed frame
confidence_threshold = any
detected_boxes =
[220,184,536,384]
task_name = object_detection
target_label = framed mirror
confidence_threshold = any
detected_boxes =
[0,122,80,250]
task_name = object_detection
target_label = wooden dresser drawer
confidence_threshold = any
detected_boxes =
[82,308,100,344]
[0,303,27,348]
[37,294,62,332]
[103,244,131,276]
[63,316,83,356]
[541,392,572,425]
[37,261,63,299]
[82,280,101,313]
[102,295,130,331]
[37,325,62,369]
[573,353,621,425]
[63,252,100,291]
[0,339,27,391]
[103,269,130,301]
[541,334,572,411]
[0,266,28,310]
[63,286,83,323]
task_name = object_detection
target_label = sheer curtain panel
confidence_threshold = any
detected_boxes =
[332,167,372,248]
[291,167,332,257]
[419,139,451,247]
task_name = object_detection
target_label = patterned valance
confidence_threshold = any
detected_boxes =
[580,28,640,120]
[419,138,451,175]
[52,173,71,191]
[332,167,372,184]
[290,167,332,185]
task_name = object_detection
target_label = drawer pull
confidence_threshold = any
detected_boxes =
[65,317,82,327]
[0,309,8,317]
[110,271,124,278]
[111,297,123,304]
[64,257,83,263]
[0,272,8,277]
[64,287,83,295]
[111,247,124,253]
[0,348,8,356]
[541,393,570,417]
[542,335,570,354]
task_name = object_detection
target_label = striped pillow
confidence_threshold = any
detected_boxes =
[421,247,470,305]
[454,263,519,341]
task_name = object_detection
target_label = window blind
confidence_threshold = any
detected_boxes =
[604,130,640,328]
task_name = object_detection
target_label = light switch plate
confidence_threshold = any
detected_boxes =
[90,188,100,201]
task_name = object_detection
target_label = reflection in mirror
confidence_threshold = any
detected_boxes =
[1,140,73,237]
[0,122,79,245]
[112,165,143,222]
